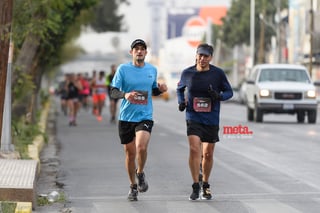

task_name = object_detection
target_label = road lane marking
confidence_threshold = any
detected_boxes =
[243,199,301,213]
[68,191,320,201]
[215,157,282,194]
[219,144,320,191]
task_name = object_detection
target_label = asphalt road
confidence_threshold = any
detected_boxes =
[48,97,320,213]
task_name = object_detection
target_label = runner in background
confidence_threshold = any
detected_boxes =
[90,70,97,115]
[66,73,82,126]
[57,73,69,116]
[78,72,90,110]
[92,70,107,121]
[106,64,119,123]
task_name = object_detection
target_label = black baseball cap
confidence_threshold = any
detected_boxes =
[131,39,147,49]
[196,43,214,56]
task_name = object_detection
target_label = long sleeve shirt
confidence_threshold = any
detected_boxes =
[176,64,233,125]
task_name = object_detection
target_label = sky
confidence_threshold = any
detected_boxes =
[76,0,231,54]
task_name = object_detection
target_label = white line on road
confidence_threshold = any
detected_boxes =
[69,191,320,202]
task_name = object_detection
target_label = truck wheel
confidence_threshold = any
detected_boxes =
[254,107,263,122]
[247,106,254,121]
[254,99,263,122]
[307,110,317,124]
[297,111,305,123]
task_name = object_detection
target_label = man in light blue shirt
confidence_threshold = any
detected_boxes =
[110,39,167,201]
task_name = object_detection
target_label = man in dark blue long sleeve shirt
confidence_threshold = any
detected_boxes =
[176,43,233,201]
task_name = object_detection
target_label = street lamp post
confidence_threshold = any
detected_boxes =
[0,0,13,152]
[1,39,13,152]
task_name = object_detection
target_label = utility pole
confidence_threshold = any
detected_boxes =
[258,5,266,63]
[276,0,281,63]
[148,0,163,59]
[309,0,314,77]
[250,0,255,67]
[0,0,13,149]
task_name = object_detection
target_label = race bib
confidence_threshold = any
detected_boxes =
[131,90,148,105]
[193,97,211,112]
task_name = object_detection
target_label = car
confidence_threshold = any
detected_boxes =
[245,64,318,123]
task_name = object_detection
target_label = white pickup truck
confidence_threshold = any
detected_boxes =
[245,64,318,123]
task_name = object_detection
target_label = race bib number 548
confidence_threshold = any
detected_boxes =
[193,97,211,112]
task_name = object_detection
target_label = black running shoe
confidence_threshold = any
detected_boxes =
[111,116,116,123]
[136,171,148,193]
[127,184,138,201]
[189,183,200,201]
[201,182,212,200]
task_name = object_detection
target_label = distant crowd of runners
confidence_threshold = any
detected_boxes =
[56,64,118,126]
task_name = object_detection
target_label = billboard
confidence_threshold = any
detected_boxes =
[167,6,227,47]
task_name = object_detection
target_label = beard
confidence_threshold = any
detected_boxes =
[136,58,144,63]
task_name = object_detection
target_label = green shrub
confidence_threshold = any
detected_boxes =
[0,202,17,213]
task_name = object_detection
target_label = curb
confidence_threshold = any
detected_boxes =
[28,101,51,174]
[15,202,32,213]
[26,101,51,212]
[17,101,50,213]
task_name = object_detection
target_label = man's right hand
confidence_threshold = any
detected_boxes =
[178,102,186,112]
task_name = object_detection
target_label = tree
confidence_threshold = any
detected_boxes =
[219,0,287,63]
[11,0,97,123]
[89,0,129,32]
[11,0,128,124]
[3,0,128,156]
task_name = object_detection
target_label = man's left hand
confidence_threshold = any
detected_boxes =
[208,87,221,101]
[158,83,168,93]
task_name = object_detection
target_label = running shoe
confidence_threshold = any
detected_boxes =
[97,116,102,121]
[189,183,200,201]
[69,120,77,126]
[62,106,67,116]
[201,182,212,200]
[127,184,138,201]
[136,171,148,192]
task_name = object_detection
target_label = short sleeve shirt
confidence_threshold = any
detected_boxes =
[111,62,158,122]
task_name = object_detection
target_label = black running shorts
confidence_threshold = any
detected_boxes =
[118,120,154,144]
[186,120,219,143]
